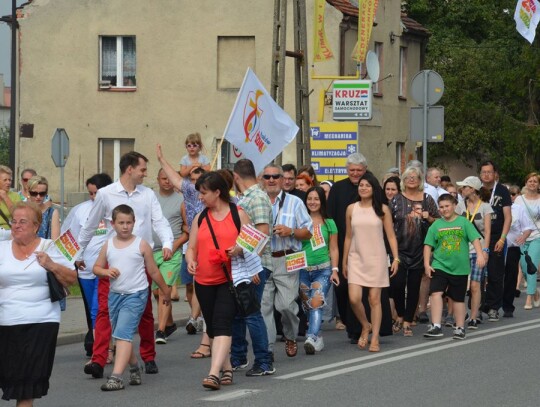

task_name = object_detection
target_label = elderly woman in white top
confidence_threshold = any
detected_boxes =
[0,202,76,407]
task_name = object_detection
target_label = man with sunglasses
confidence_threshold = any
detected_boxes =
[261,164,312,358]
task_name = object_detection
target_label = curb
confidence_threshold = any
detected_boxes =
[56,316,191,347]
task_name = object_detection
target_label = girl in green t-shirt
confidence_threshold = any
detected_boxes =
[299,186,340,355]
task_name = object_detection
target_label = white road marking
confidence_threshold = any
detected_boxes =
[276,318,540,380]
[200,388,264,402]
[305,322,540,380]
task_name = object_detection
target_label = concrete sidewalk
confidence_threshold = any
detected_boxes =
[57,289,192,346]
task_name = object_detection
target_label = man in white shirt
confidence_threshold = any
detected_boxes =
[424,167,448,205]
[79,151,173,378]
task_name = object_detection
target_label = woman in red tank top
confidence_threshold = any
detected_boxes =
[185,171,249,390]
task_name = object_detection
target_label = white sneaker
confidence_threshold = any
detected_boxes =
[196,316,205,332]
[304,336,316,355]
[313,336,325,352]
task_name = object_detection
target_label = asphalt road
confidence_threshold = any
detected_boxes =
[33,295,540,407]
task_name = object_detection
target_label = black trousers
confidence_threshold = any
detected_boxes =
[484,240,506,312]
[503,247,520,313]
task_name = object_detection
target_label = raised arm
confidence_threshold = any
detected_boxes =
[156,143,184,190]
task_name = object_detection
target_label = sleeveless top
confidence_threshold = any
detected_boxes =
[196,210,239,286]
[106,236,148,294]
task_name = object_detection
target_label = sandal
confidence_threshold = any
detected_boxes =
[392,320,403,334]
[403,325,413,337]
[357,335,368,350]
[285,339,298,357]
[106,348,114,365]
[202,374,220,390]
[368,342,380,352]
[190,343,211,359]
[220,370,233,386]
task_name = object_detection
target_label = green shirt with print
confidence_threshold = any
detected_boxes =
[301,219,337,267]
[424,215,481,276]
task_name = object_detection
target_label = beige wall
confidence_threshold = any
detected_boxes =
[16,0,425,200]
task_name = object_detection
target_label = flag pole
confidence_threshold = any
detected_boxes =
[211,67,252,171]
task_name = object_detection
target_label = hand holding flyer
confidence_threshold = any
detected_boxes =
[236,224,269,254]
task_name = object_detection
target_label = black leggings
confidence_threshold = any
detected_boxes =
[390,264,423,323]
[194,281,237,338]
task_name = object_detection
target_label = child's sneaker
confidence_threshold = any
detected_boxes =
[155,330,167,344]
[444,315,455,327]
[129,365,142,385]
[196,316,205,332]
[467,319,478,330]
[452,327,466,340]
[424,324,443,338]
[101,376,124,391]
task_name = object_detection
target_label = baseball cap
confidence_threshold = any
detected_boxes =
[456,176,481,191]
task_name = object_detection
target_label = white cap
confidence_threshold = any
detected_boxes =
[456,176,481,191]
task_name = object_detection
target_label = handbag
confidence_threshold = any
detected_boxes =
[46,270,67,302]
[522,250,538,275]
[202,210,260,317]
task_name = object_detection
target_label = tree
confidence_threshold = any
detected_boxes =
[404,0,540,183]
[0,126,9,166]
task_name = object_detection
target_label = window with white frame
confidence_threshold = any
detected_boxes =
[99,36,136,88]
[399,46,407,98]
[99,139,135,180]
[373,42,383,95]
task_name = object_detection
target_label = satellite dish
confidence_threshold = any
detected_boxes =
[366,51,380,84]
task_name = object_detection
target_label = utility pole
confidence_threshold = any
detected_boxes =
[270,0,311,167]
[9,0,17,180]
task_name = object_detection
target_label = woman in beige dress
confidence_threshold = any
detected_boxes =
[343,173,399,352]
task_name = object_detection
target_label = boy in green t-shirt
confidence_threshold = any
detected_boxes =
[423,194,486,340]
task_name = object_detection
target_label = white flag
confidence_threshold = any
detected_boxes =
[223,68,299,174]
[515,0,540,43]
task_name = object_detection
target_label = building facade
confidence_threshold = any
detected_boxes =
[13,0,427,199]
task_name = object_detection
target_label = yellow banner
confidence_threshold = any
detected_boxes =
[351,0,379,63]
[313,0,334,62]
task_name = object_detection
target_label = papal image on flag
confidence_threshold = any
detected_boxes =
[223,68,299,174]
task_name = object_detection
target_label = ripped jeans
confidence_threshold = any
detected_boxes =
[299,267,332,338]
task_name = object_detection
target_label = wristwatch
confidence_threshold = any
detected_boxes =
[482,248,490,253]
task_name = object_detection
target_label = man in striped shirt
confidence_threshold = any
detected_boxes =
[261,164,312,358]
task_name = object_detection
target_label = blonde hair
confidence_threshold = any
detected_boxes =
[11,201,42,227]
[27,175,49,192]
[0,165,12,177]
[401,167,424,192]
[185,132,204,149]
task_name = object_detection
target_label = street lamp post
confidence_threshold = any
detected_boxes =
[9,0,17,181]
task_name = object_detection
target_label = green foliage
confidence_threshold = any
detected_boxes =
[0,127,9,166]
[404,0,540,183]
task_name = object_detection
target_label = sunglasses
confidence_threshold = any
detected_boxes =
[29,191,47,197]
[186,143,200,148]
[262,174,282,180]
[510,193,517,196]
[22,178,30,182]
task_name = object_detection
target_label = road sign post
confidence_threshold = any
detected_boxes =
[51,128,70,221]
[410,70,444,174]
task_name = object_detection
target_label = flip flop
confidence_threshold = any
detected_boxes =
[190,343,211,359]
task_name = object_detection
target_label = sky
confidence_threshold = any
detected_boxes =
[0,1,25,87]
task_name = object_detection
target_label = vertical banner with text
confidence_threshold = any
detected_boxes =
[313,0,334,62]
[351,0,379,63]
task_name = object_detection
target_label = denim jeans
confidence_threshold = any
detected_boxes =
[299,267,332,338]
[231,268,272,367]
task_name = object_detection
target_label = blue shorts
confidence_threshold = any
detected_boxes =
[109,289,148,342]
[180,257,193,285]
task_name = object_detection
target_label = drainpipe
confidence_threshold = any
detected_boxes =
[9,0,17,182]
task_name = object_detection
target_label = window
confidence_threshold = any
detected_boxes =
[399,47,407,98]
[100,36,136,88]
[373,42,383,95]
[217,36,256,90]
[99,139,135,180]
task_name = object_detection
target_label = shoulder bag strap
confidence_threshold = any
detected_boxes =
[0,208,10,229]
[204,213,232,283]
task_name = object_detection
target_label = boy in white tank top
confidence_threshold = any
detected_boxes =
[94,204,171,391]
